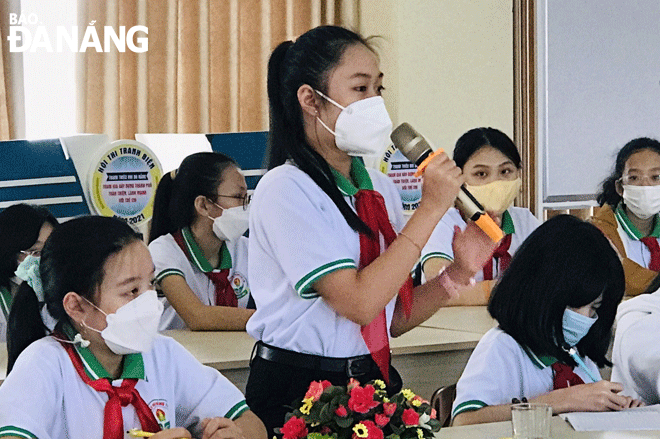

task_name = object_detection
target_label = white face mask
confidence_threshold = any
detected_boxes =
[209,204,250,242]
[464,178,522,215]
[314,90,393,157]
[84,290,163,355]
[622,184,660,219]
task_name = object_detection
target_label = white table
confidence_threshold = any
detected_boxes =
[436,416,660,438]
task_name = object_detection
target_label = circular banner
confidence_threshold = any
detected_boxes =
[379,144,422,212]
[89,140,162,226]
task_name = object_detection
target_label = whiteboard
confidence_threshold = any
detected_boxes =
[537,0,660,211]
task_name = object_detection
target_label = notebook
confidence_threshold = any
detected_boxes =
[559,405,660,431]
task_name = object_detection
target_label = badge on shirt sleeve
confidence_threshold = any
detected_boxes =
[149,400,171,429]
[231,272,249,299]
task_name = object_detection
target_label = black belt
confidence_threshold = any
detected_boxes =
[252,341,379,377]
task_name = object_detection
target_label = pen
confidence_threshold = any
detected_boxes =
[563,344,600,383]
[127,430,155,437]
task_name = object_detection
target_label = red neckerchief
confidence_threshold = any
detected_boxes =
[640,237,660,271]
[354,189,413,385]
[483,233,512,280]
[55,334,160,439]
[551,362,585,389]
[172,230,238,307]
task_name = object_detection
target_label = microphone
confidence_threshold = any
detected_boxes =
[390,123,504,242]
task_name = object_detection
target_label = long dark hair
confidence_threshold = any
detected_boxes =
[488,215,624,368]
[0,204,58,290]
[597,137,660,207]
[266,25,373,236]
[7,216,142,373]
[453,127,521,170]
[149,152,237,243]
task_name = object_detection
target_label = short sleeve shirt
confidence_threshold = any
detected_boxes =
[452,327,601,419]
[149,229,250,330]
[0,286,11,343]
[245,159,405,358]
[614,205,660,270]
[421,207,540,281]
[0,332,248,439]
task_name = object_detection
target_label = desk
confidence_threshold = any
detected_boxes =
[436,416,660,438]
[165,325,483,400]
[420,306,495,334]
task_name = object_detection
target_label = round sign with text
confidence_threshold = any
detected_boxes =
[379,144,422,213]
[89,140,162,226]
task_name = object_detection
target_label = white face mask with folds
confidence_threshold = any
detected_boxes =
[622,184,660,220]
[314,90,393,157]
[83,290,163,355]
[208,203,250,242]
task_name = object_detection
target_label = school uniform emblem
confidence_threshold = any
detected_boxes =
[231,272,249,299]
[148,400,171,429]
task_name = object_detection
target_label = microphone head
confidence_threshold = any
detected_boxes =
[390,123,433,165]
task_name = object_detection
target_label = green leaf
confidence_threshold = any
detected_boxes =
[335,416,354,429]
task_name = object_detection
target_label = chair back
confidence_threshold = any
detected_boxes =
[430,383,457,427]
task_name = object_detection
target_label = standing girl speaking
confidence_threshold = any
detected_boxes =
[149,152,254,331]
[245,25,496,434]
[1,216,265,439]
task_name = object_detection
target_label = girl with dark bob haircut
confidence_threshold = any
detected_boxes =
[422,128,540,306]
[0,203,58,342]
[149,152,254,331]
[245,25,496,435]
[452,215,642,426]
[591,137,660,296]
[2,216,266,438]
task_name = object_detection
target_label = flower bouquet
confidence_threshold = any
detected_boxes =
[277,379,441,439]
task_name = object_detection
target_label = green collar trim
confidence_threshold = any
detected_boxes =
[615,204,660,239]
[181,227,232,272]
[62,323,145,380]
[331,158,373,196]
[522,345,557,369]
[501,210,515,235]
[0,286,12,319]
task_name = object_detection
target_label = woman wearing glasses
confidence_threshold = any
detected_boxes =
[0,203,58,342]
[591,137,660,296]
[149,152,254,330]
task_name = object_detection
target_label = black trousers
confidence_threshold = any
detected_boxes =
[246,350,402,437]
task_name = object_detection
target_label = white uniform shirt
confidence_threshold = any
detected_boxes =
[421,207,540,281]
[0,333,248,439]
[149,228,250,330]
[246,159,405,358]
[614,205,660,270]
[452,327,601,419]
[0,286,10,343]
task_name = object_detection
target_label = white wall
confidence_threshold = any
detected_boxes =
[360,0,513,154]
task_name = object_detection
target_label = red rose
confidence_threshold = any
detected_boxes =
[348,385,379,414]
[401,408,420,426]
[347,378,360,390]
[374,413,390,427]
[280,416,308,439]
[430,408,437,419]
[354,420,384,439]
[382,402,397,416]
[320,380,332,389]
[335,405,348,417]
[305,381,327,402]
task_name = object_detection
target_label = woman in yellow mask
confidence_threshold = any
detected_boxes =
[422,128,540,305]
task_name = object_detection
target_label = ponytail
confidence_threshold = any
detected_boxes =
[149,171,176,243]
[266,26,374,237]
[6,283,46,373]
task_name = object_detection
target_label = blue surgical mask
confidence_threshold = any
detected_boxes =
[562,308,597,347]
[15,255,44,301]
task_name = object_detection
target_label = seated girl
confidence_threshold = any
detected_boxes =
[149,152,254,331]
[591,137,660,296]
[0,215,266,439]
[452,215,641,426]
[422,128,540,305]
[0,203,58,342]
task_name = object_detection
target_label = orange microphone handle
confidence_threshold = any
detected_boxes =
[474,213,505,243]
[413,148,444,177]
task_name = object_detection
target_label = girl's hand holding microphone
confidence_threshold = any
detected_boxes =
[418,151,464,214]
